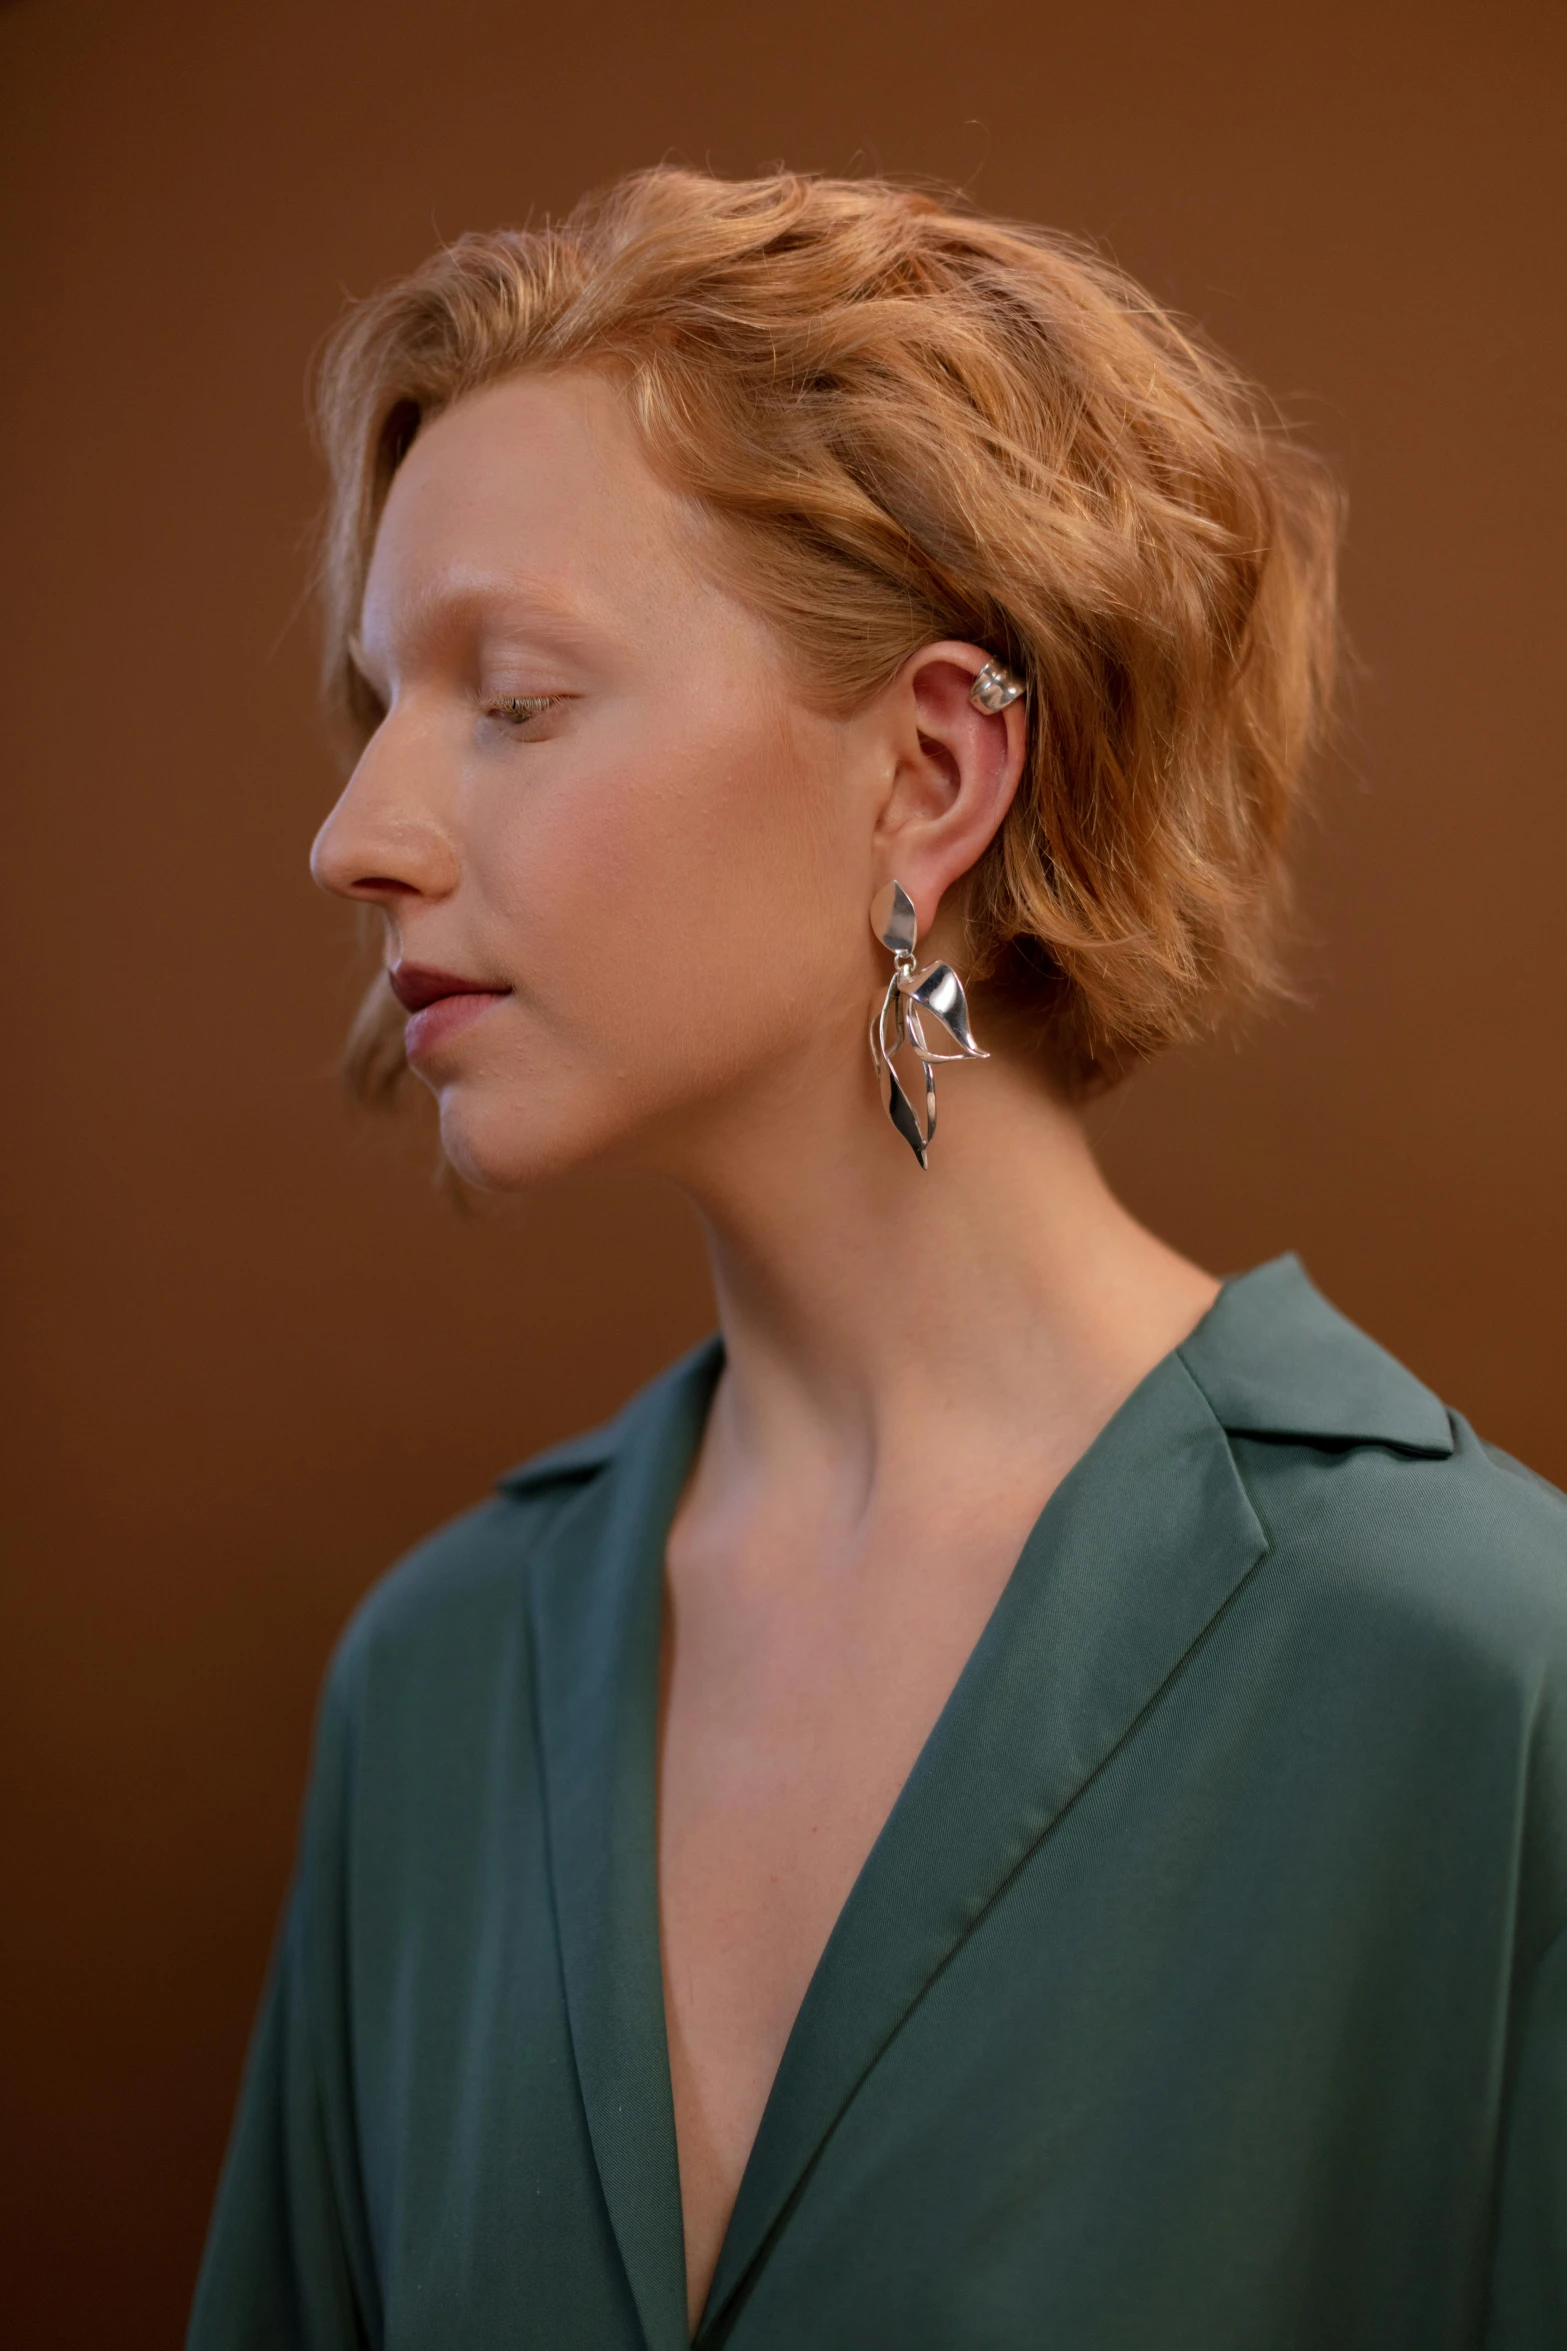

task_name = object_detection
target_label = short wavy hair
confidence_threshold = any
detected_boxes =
[316,167,1340,1100]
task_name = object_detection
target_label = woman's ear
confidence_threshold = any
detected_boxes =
[870,642,1028,941]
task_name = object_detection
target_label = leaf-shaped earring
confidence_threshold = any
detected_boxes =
[867,880,988,1169]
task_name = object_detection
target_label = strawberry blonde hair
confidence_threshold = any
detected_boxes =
[315,167,1339,1099]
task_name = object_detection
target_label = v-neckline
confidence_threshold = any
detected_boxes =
[527,1296,1271,2349]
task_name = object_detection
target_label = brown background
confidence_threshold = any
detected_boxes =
[2,0,1563,2339]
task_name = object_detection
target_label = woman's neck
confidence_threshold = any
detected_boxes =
[671,1041,1219,1534]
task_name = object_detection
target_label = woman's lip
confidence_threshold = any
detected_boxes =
[402,989,509,1062]
[390,961,506,1013]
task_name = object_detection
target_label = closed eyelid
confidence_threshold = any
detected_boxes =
[352,571,603,695]
[415,576,601,670]
[479,691,578,734]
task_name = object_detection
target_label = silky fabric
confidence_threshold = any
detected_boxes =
[189,1258,1567,2348]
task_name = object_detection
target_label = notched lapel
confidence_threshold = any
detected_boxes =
[529,1351,720,2351]
[700,1355,1270,2339]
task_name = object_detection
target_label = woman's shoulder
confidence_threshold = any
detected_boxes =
[1183,1257,1567,1682]
[323,1340,719,1714]
[329,1440,617,1709]
[1239,1411,1567,1662]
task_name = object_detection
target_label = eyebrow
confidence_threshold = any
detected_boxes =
[352,571,602,688]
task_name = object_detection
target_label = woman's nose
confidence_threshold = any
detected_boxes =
[309,727,459,906]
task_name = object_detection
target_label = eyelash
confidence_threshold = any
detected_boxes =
[483,693,560,729]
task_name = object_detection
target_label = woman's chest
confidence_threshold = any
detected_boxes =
[351,1686,1506,2351]
[655,1518,1035,2309]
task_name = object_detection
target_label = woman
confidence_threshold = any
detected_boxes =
[190,171,1566,2347]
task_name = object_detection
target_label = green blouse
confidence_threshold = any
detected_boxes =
[190,1257,1567,2348]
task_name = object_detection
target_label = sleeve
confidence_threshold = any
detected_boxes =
[187,1650,382,2351]
[1485,1924,1567,2347]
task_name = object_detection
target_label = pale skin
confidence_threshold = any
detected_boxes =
[311,370,1219,2333]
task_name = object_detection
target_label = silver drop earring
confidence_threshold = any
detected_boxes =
[868,881,988,1170]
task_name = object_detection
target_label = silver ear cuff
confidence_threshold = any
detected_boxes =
[868,881,988,1169]
[969,658,1025,714]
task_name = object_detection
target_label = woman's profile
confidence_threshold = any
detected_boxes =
[190,169,1567,2348]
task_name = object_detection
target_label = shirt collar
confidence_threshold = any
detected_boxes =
[497,1338,722,1496]
[1177,1252,1453,1456]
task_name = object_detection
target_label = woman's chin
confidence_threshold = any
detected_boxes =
[434,1088,626,1193]
[438,1112,569,1192]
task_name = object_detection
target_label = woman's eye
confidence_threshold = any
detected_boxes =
[483,693,559,729]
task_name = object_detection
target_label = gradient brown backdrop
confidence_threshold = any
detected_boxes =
[3,0,1563,2339]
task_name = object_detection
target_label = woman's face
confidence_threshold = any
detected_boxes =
[311,370,893,1192]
